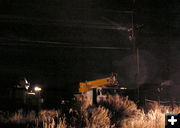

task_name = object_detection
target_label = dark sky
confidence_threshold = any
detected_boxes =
[0,0,179,94]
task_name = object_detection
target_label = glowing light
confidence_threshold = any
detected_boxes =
[25,85,29,90]
[34,86,42,92]
[120,87,127,90]
[27,92,35,95]
[25,79,28,84]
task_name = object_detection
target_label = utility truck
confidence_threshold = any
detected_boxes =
[78,73,127,104]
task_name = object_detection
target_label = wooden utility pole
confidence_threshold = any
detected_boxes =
[131,0,140,100]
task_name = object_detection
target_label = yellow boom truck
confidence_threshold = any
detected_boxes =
[78,73,124,104]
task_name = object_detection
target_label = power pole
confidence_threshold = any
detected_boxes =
[130,0,140,101]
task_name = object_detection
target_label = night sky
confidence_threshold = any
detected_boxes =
[0,0,179,100]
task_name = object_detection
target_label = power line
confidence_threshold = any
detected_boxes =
[0,15,131,30]
[0,38,130,50]
[0,37,78,45]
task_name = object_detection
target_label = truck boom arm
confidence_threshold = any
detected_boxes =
[79,74,117,93]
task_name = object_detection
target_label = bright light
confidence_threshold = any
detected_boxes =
[25,78,28,84]
[25,85,29,90]
[27,92,35,95]
[120,87,127,90]
[34,86,42,92]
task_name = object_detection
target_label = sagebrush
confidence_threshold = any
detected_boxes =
[1,94,180,128]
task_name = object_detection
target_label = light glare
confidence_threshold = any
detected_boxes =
[34,86,42,92]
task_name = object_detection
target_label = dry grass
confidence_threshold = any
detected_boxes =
[99,94,180,128]
[121,102,180,128]
[0,109,67,128]
[9,109,36,123]
[39,110,67,128]
[86,106,114,128]
[99,95,139,127]
[1,94,180,128]
[67,95,114,128]
[0,109,36,123]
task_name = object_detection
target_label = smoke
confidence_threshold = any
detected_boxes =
[113,50,159,88]
[170,43,180,85]
[167,43,180,99]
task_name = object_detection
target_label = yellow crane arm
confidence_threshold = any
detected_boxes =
[79,77,114,93]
